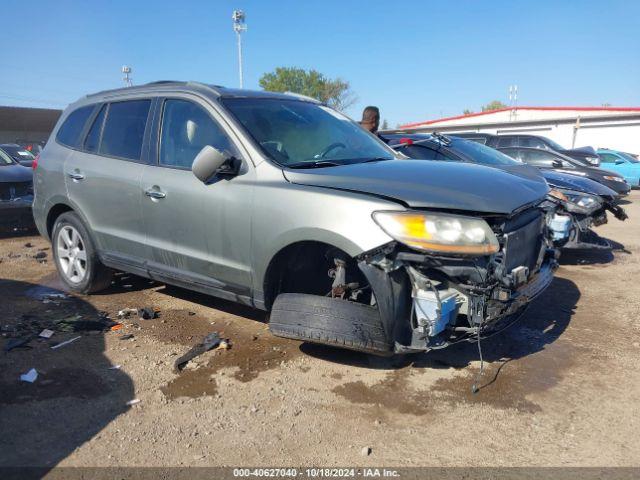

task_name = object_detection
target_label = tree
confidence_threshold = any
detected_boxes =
[481,100,508,112]
[259,67,357,111]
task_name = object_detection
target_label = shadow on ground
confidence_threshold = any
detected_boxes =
[0,278,134,470]
[559,238,631,265]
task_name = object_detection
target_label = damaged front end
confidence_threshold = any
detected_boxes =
[356,201,559,353]
[547,189,628,250]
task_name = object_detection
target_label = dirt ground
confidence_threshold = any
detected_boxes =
[1,192,639,469]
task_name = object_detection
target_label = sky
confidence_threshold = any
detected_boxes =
[2,0,640,127]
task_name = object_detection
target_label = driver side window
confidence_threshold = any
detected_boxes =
[159,99,239,168]
[520,149,558,167]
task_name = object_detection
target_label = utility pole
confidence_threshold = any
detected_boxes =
[508,84,518,121]
[122,65,132,87]
[232,10,247,88]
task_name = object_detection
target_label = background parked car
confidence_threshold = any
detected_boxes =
[0,143,37,168]
[498,146,630,196]
[0,147,34,231]
[383,133,626,250]
[452,132,601,166]
[597,149,640,188]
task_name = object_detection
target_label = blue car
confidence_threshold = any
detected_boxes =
[597,149,640,188]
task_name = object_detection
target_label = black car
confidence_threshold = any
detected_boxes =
[452,132,601,167]
[0,143,37,168]
[497,146,630,196]
[0,147,34,230]
[383,133,627,249]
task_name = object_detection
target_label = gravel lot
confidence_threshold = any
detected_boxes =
[1,192,639,469]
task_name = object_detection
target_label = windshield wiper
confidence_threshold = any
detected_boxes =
[285,160,344,169]
[360,157,393,164]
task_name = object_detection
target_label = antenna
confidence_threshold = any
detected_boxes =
[232,10,247,88]
[122,65,132,87]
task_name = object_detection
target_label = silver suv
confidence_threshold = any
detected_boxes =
[33,81,559,355]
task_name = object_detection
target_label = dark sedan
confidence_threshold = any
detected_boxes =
[0,143,37,168]
[498,146,630,196]
[452,132,601,166]
[0,148,34,230]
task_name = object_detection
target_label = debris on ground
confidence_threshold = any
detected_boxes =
[108,365,122,370]
[361,447,372,456]
[19,368,38,383]
[24,242,33,248]
[110,323,123,331]
[137,307,158,320]
[173,332,229,372]
[126,399,141,406]
[4,336,32,352]
[117,308,138,319]
[54,314,116,332]
[51,335,81,350]
[34,251,47,262]
[39,329,54,339]
[119,334,134,340]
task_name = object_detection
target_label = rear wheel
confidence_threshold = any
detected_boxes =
[52,212,113,293]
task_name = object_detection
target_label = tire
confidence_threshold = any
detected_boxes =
[52,211,113,294]
[269,293,393,355]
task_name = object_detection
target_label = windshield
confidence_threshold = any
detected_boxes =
[221,98,395,167]
[545,138,565,150]
[620,152,640,163]
[451,138,521,165]
[1,145,36,161]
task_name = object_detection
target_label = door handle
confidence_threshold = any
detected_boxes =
[144,188,166,199]
[67,172,85,181]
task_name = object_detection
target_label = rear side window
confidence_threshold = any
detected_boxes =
[84,105,107,153]
[520,137,546,148]
[100,100,151,161]
[496,136,517,148]
[56,105,94,148]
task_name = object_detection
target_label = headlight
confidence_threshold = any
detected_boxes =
[372,211,500,255]
[604,175,626,183]
[557,189,602,214]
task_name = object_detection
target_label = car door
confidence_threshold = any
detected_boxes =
[64,99,153,268]
[140,96,254,300]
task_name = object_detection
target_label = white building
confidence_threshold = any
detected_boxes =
[397,106,640,155]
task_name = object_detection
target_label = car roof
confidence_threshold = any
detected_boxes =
[82,81,319,103]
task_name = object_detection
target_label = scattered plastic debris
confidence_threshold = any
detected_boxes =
[174,332,228,372]
[119,334,134,340]
[361,447,372,456]
[137,307,158,320]
[126,399,141,406]
[108,365,122,370]
[24,242,33,248]
[39,329,54,339]
[4,337,32,352]
[20,368,38,383]
[110,323,123,331]
[34,251,47,261]
[54,314,116,332]
[51,335,81,350]
[117,308,138,319]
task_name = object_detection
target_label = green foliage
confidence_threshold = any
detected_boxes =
[463,109,474,115]
[259,67,356,111]
[481,100,508,112]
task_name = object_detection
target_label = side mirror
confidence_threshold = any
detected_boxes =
[192,146,237,182]
[615,159,625,165]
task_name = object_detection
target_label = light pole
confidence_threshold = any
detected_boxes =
[122,65,132,87]
[232,10,247,88]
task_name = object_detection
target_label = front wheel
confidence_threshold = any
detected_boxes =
[52,212,113,294]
